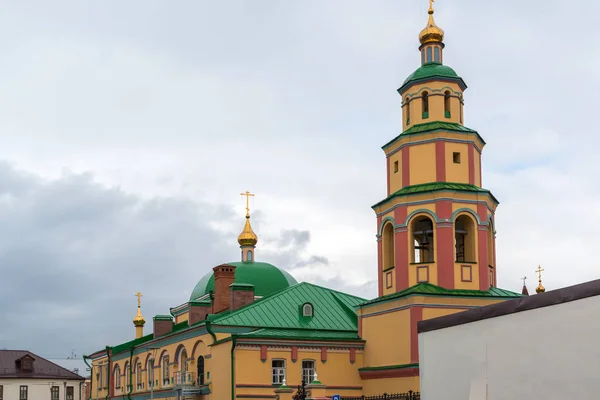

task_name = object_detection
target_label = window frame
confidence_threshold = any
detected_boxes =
[0,384,3,400]
[51,386,60,400]
[66,386,74,400]
[301,360,315,384]
[302,303,314,317]
[114,365,121,389]
[136,361,143,390]
[162,356,170,385]
[271,359,286,385]
[19,385,28,400]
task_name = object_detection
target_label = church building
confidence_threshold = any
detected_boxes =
[86,3,527,399]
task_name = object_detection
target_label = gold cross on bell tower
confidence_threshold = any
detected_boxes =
[240,191,255,217]
[135,292,143,308]
[535,265,544,282]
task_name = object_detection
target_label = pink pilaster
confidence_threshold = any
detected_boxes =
[468,145,475,185]
[436,141,446,182]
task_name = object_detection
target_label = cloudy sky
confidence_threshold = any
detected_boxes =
[0,0,599,358]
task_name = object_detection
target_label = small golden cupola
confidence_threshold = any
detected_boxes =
[418,0,445,65]
[238,191,258,262]
[535,265,546,294]
[133,291,145,338]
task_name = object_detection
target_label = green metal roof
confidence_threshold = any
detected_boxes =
[110,333,154,355]
[360,282,523,307]
[238,328,362,341]
[398,62,467,93]
[382,121,485,150]
[372,182,499,209]
[213,282,366,331]
[189,261,298,300]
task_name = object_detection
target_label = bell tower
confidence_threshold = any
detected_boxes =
[373,1,498,296]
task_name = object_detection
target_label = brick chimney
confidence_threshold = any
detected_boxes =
[213,264,236,313]
[188,300,213,325]
[229,283,255,312]
[153,315,173,338]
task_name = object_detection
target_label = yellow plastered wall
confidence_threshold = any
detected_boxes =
[236,347,363,398]
[362,309,411,367]
[409,262,438,286]
[363,376,419,396]
[474,152,481,186]
[389,152,403,193]
[384,131,485,161]
[402,82,464,128]
[175,313,189,324]
[383,268,395,296]
[211,340,232,399]
[445,142,469,183]
[453,263,480,290]
[409,143,436,185]
[406,203,435,217]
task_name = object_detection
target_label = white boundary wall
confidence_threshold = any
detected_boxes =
[419,294,600,399]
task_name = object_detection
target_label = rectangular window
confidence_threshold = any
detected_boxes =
[0,385,3,400]
[301,360,315,384]
[51,386,60,400]
[271,359,286,385]
[417,266,429,283]
[453,152,461,164]
[393,160,399,173]
[66,386,74,400]
[489,266,495,287]
[461,265,473,282]
[19,386,28,400]
[385,271,393,288]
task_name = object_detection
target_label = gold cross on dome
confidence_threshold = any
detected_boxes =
[240,191,255,216]
[535,265,544,281]
[429,0,435,11]
[135,292,143,307]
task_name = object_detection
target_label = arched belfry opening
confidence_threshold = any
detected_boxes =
[422,91,429,118]
[411,216,434,263]
[444,91,451,117]
[487,221,495,267]
[382,223,395,270]
[455,215,476,262]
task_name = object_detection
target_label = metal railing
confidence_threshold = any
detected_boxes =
[173,371,198,386]
[341,391,420,400]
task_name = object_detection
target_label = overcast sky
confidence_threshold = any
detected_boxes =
[0,0,599,358]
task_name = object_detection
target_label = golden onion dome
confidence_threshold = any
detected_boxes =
[535,282,546,294]
[419,2,444,45]
[238,215,258,247]
[133,307,145,327]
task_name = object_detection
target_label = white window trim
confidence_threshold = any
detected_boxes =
[302,303,313,317]
[271,359,286,385]
[301,359,316,384]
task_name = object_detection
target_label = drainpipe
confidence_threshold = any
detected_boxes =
[230,336,237,400]
[105,347,111,400]
[83,356,93,400]
[127,346,135,400]
[205,321,217,345]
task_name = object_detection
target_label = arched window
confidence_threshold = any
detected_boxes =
[405,97,411,125]
[197,356,205,386]
[422,92,429,118]
[444,91,451,117]
[147,358,154,389]
[426,47,432,63]
[455,215,476,262]
[179,349,188,382]
[382,223,395,271]
[248,250,253,261]
[135,361,142,390]
[412,216,434,263]
[421,49,425,65]
[114,365,121,390]
[459,96,464,123]
[162,356,170,386]
[434,47,440,63]
[302,303,314,317]
[124,362,130,389]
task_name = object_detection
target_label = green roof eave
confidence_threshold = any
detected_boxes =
[359,282,523,308]
[358,363,419,372]
[110,333,154,355]
[371,182,499,210]
[236,328,363,342]
[398,62,467,94]
[382,121,486,151]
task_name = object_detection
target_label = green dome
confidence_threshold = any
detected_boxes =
[189,261,298,301]
[399,62,466,93]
